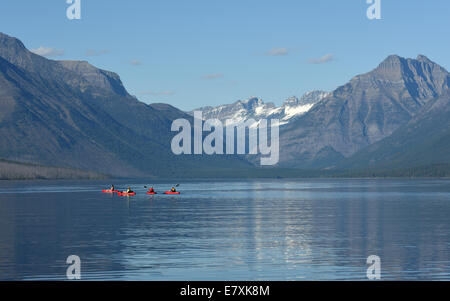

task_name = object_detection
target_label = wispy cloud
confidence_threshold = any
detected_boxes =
[266,48,289,56]
[140,90,175,96]
[130,60,142,66]
[309,54,334,64]
[31,46,65,57]
[85,49,109,57]
[203,73,224,80]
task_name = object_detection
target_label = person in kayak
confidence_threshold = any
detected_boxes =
[124,187,134,193]
[171,187,177,193]
[110,184,115,191]
[148,187,155,193]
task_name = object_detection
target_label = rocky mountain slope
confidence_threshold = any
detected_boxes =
[339,88,450,171]
[277,55,450,168]
[0,32,251,177]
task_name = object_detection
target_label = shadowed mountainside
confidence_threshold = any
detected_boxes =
[0,32,251,178]
[0,159,106,180]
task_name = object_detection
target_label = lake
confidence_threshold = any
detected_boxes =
[0,178,450,280]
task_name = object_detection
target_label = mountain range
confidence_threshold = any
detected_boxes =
[191,90,329,126]
[0,32,251,178]
[1,31,450,178]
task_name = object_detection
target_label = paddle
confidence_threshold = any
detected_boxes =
[167,184,180,192]
[144,184,179,188]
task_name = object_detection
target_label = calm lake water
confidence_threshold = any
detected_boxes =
[1,179,450,280]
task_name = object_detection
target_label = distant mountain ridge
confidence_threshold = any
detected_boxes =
[192,54,450,171]
[191,90,329,126]
[0,33,127,97]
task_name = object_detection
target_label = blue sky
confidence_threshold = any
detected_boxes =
[1,0,450,110]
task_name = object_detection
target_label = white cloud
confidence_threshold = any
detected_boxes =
[31,46,65,57]
[266,48,289,56]
[203,73,224,80]
[130,60,142,66]
[85,49,109,57]
[140,90,175,96]
[309,54,334,64]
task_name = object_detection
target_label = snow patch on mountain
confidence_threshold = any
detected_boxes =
[283,103,315,120]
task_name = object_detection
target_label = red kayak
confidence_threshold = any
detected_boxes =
[117,192,136,196]
[164,191,180,195]
[102,190,119,193]
[147,192,157,195]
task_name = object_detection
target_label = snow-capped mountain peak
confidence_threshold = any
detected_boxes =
[283,90,330,107]
[190,90,329,126]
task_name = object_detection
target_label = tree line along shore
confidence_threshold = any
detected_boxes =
[2,159,450,180]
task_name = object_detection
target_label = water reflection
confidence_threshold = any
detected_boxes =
[0,179,450,280]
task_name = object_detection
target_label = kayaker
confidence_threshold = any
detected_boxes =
[171,187,176,193]
[110,184,115,191]
[148,187,155,193]
[125,187,134,193]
